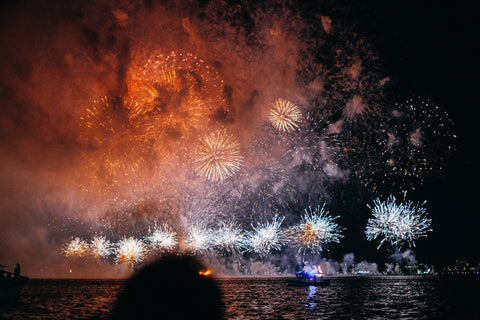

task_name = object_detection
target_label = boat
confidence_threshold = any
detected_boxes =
[286,270,331,286]
[0,263,29,299]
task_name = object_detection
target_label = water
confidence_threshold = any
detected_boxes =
[1,276,479,319]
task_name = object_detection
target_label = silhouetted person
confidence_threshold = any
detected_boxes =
[14,263,20,277]
[109,255,224,320]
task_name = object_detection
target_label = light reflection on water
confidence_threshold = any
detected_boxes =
[0,276,479,319]
[218,276,479,319]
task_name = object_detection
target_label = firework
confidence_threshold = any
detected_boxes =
[183,224,215,254]
[114,237,147,267]
[62,237,90,258]
[194,129,244,181]
[365,196,432,249]
[146,225,177,252]
[269,99,302,132]
[243,215,286,257]
[128,51,229,138]
[287,204,343,254]
[377,96,456,195]
[79,96,155,184]
[351,96,456,196]
[89,236,112,259]
[213,221,244,255]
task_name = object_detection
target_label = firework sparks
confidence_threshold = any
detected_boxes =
[269,99,302,132]
[365,196,432,249]
[128,51,229,138]
[146,225,177,252]
[352,96,456,196]
[213,221,244,255]
[287,204,343,254]
[89,236,112,259]
[114,237,147,267]
[183,224,215,254]
[62,237,90,258]
[243,215,286,257]
[79,96,155,186]
[380,96,456,194]
[194,129,244,181]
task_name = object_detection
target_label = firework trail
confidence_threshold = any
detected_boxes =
[287,204,343,255]
[365,196,432,249]
[114,237,147,267]
[269,99,302,132]
[194,129,244,181]
[89,236,112,259]
[62,237,90,258]
[243,215,286,257]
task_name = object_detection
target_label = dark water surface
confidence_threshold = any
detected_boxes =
[1,276,479,319]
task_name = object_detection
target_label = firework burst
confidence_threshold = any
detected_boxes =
[243,215,286,257]
[114,237,147,267]
[89,236,113,259]
[79,96,155,187]
[183,224,215,254]
[287,204,343,254]
[128,51,230,138]
[146,225,177,252]
[365,196,432,249]
[62,237,90,258]
[213,221,244,255]
[351,96,456,197]
[269,99,302,132]
[194,129,244,181]
[378,96,456,195]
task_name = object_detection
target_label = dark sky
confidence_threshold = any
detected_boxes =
[353,0,479,265]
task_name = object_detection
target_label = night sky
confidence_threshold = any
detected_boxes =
[0,0,478,277]
[353,0,478,265]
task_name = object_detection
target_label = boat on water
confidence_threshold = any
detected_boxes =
[286,270,331,286]
[0,263,29,299]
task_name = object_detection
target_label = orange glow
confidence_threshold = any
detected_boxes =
[127,51,228,137]
[198,269,212,276]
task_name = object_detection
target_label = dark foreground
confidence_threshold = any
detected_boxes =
[0,275,479,319]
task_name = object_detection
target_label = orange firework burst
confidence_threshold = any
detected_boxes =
[269,99,302,132]
[79,96,155,185]
[194,129,244,182]
[128,51,229,139]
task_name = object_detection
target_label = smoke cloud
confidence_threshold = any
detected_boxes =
[0,0,394,277]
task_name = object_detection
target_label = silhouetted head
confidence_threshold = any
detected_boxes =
[110,255,223,320]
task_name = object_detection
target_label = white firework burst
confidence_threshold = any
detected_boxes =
[183,224,215,254]
[146,225,177,252]
[89,236,113,259]
[114,237,147,267]
[243,215,286,257]
[213,221,244,255]
[365,196,432,249]
[287,204,343,254]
